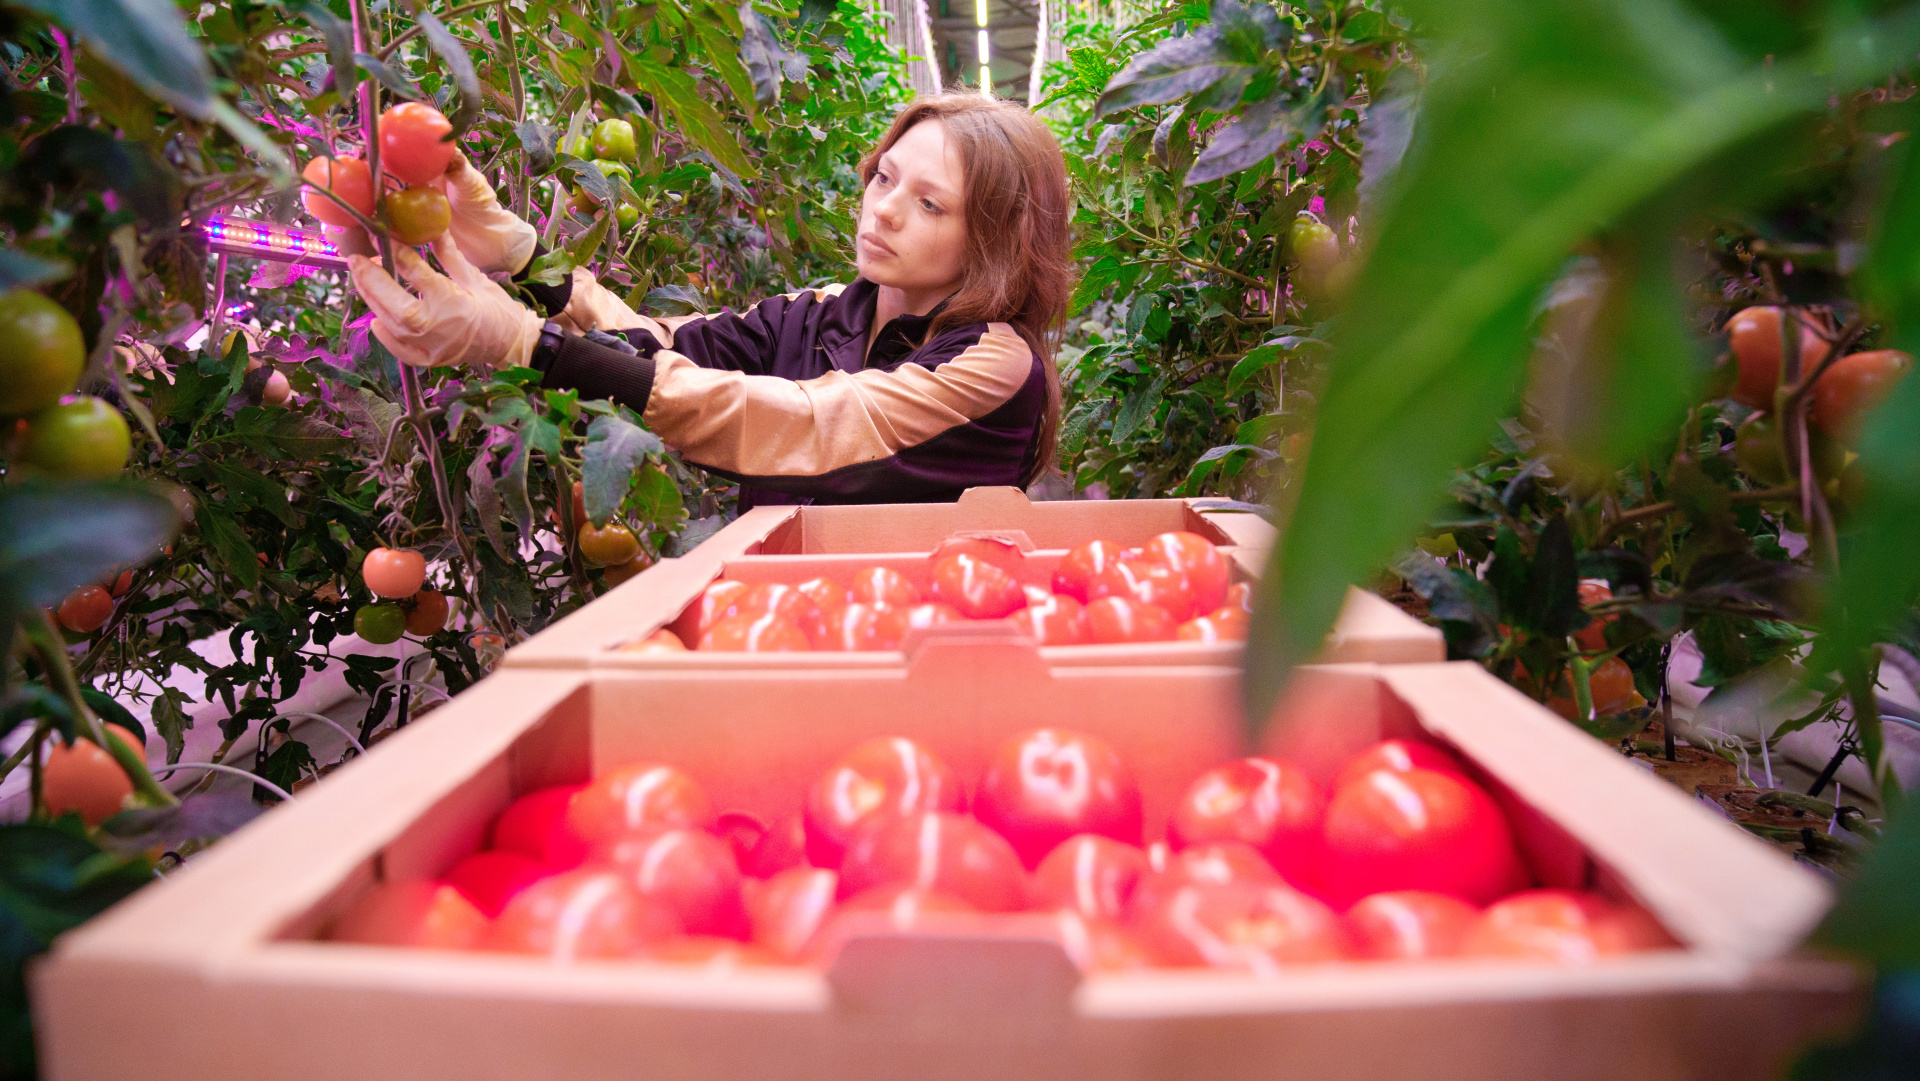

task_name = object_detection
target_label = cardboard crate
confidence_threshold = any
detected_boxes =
[35,644,1856,1081]
[505,486,1441,669]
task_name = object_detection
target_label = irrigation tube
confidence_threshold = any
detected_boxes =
[148,762,296,803]
[270,711,367,755]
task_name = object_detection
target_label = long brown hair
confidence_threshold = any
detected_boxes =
[859,95,1073,485]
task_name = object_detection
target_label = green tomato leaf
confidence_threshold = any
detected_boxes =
[582,415,664,526]
[15,0,214,119]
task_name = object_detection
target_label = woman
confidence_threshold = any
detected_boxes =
[347,94,1072,508]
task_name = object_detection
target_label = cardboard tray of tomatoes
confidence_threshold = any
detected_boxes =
[504,486,1442,670]
[34,644,1856,1081]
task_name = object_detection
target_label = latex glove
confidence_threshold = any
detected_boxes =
[347,237,544,370]
[556,266,674,344]
[435,147,537,275]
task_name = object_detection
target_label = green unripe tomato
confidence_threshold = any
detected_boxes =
[592,118,639,163]
[1288,215,1340,280]
[592,159,631,183]
[0,290,85,416]
[559,128,592,158]
[355,603,407,645]
[1734,412,1842,486]
[616,204,639,229]
[21,397,131,479]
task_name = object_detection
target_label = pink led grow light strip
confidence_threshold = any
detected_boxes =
[199,217,348,271]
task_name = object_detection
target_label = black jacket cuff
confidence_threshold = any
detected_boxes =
[512,244,575,319]
[538,332,656,413]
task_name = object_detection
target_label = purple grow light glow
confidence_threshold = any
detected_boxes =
[199,217,348,270]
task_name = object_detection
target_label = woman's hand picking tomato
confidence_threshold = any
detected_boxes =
[1131,880,1349,972]
[1008,592,1089,645]
[927,551,1026,619]
[1319,766,1527,908]
[847,566,921,608]
[698,612,812,652]
[1030,835,1148,920]
[1344,890,1479,960]
[330,882,488,950]
[1051,539,1127,602]
[487,870,681,961]
[804,736,964,868]
[593,827,747,937]
[1083,596,1174,643]
[378,102,456,186]
[1139,531,1230,613]
[837,811,1028,911]
[1167,757,1324,888]
[974,728,1143,868]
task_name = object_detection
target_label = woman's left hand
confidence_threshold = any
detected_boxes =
[347,237,544,370]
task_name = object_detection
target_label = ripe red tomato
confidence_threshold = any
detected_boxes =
[686,579,750,640]
[490,784,592,867]
[838,811,1028,911]
[1174,606,1249,643]
[875,602,963,643]
[444,850,548,918]
[793,576,849,618]
[1131,881,1349,971]
[974,728,1143,868]
[1547,656,1637,719]
[647,936,783,968]
[1331,740,1467,795]
[928,552,1026,619]
[39,725,142,825]
[105,570,133,598]
[804,736,964,868]
[1461,889,1675,963]
[301,156,375,226]
[807,884,978,962]
[847,566,921,608]
[1320,767,1526,908]
[1030,835,1149,920]
[1344,890,1480,960]
[594,827,746,937]
[732,582,828,644]
[1130,840,1282,915]
[329,881,488,950]
[1573,579,1614,651]
[819,602,902,651]
[377,102,456,186]
[1051,539,1127,602]
[385,185,450,246]
[1226,581,1254,612]
[56,585,113,633]
[1087,555,1197,622]
[566,762,714,849]
[1811,349,1911,435]
[1007,592,1089,645]
[1726,306,1831,409]
[697,613,812,652]
[405,589,449,636]
[1049,910,1155,973]
[1083,597,1175,643]
[1167,757,1324,888]
[1140,531,1230,613]
[487,870,681,960]
[735,811,809,878]
[362,547,426,599]
[930,535,1025,575]
[619,628,688,653]
[745,867,840,961]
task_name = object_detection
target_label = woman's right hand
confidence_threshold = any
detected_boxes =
[435,147,537,275]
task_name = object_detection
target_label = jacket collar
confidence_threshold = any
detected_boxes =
[823,277,955,373]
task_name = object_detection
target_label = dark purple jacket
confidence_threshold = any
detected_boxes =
[526,276,1047,508]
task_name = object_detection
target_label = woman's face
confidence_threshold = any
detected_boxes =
[857,119,967,306]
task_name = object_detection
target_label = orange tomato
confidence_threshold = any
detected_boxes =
[793,576,849,617]
[300,156,376,227]
[40,723,143,825]
[1175,605,1248,642]
[1461,889,1676,963]
[1008,592,1089,645]
[697,612,812,652]
[486,870,681,961]
[566,762,714,845]
[56,585,113,633]
[874,602,963,643]
[362,547,426,599]
[1810,349,1911,436]
[1051,539,1127,603]
[1087,555,1198,622]
[377,102,456,186]
[1139,531,1230,613]
[685,579,750,641]
[1547,656,1637,719]
[405,589,449,636]
[1573,579,1613,651]
[1344,890,1479,960]
[732,582,828,644]
[1726,306,1831,409]
[847,566,920,608]
[819,602,901,651]
[928,534,1025,575]
[1083,597,1175,643]
[619,628,688,653]
[329,881,488,950]
[927,552,1025,619]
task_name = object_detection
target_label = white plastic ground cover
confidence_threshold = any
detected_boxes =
[0,630,429,822]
